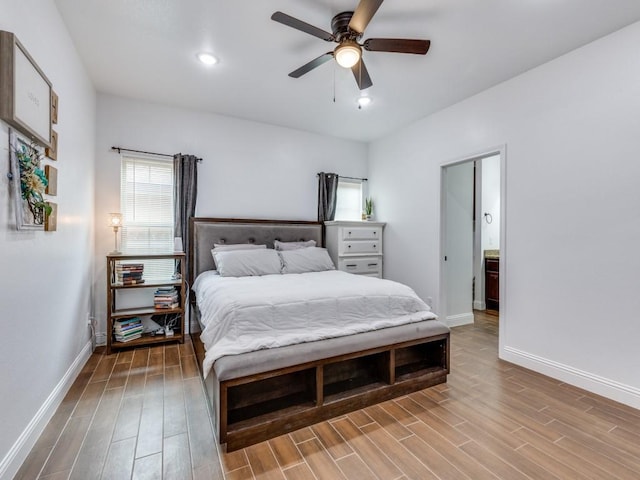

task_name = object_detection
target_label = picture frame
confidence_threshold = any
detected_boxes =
[51,90,59,124]
[0,30,52,148]
[9,129,47,230]
[45,202,58,232]
[45,165,58,195]
[45,130,58,160]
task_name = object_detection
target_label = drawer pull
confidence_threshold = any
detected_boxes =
[373,245,377,248]
[347,245,351,248]
[346,264,357,268]
[368,263,378,267]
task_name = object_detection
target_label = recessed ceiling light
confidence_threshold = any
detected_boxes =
[197,52,218,66]
[357,96,372,109]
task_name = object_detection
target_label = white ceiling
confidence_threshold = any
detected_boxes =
[54,0,640,142]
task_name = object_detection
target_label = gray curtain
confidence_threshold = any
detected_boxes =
[317,172,339,222]
[174,154,199,281]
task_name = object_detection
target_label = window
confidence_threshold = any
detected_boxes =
[120,155,174,279]
[335,178,364,221]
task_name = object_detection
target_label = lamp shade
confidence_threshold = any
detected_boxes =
[108,212,122,228]
[335,41,361,68]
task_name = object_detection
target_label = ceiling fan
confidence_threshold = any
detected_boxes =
[271,0,431,90]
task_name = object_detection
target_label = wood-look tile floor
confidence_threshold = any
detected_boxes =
[16,310,640,479]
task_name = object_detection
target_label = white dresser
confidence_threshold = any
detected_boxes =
[324,221,385,278]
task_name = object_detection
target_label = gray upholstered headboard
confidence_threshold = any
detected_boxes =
[189,218,323,285]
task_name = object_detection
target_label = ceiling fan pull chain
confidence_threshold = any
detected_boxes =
[333,63,336,103]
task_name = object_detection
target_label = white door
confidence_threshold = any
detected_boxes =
[443,161,475,326]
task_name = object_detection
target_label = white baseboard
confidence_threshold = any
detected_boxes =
[473,300,486,310]
[502,346,640,410]
[0,341,93,480]
[447,312,475,327]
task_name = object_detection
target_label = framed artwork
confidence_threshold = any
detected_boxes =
[0,30,52,148]
[45,165,58,195]
[51,90,59,124]
[45,202,58,232]
[45,130,58,160]
[9,129,50,230]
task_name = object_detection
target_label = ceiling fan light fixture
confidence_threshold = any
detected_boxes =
[335,41,361,68]
[197,52,218,66]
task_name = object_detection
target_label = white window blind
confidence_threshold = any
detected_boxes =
[120,155,175,280]
[335,179,363,221]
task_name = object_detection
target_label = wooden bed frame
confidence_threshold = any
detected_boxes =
[189,218,450,451]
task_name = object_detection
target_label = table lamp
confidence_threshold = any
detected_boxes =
[108,212,123,254]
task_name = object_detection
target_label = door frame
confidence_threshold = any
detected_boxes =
[439,144,507,350]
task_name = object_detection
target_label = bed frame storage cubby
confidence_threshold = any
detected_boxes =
[213,332,449,451]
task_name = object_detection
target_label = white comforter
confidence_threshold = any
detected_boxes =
[193,270,437,376]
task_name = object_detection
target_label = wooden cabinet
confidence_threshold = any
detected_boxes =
[485,257,499,311]
[106,253,186,354]
[324,221,385,278]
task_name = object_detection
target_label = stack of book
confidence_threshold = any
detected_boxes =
[115,263,145,285]
[154,286,179,309]
[114,317,143,342]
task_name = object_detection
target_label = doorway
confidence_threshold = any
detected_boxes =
[439,147,505,338]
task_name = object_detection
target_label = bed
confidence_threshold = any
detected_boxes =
[189,218,450,451]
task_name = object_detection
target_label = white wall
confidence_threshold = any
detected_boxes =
[0,1,96,478]
[94,94,368,337]
[369,22,640,407]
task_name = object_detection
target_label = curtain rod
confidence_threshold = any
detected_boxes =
[111,146,203,162]
[317,173,368,182]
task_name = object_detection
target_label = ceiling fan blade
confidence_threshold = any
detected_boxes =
[351,59,373,90]
[289,52,334,78]
[349,0,384,34]
[363,38,431,55]
[271,11,335,42]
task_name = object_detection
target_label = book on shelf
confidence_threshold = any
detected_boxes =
[116,263,144,270]
[114,317,143,342]
[117,271,143,278]
[115,317,141,326]
[154,286,179,309]
[119,279,145,285]
[114,263,145,285]
[115,323,143,333]
[155,302,179,310]
[154,295,178,302]
[115,331,143,342]
[115,333,142,343]
[114,317,142,330]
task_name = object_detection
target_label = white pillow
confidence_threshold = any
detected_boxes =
[274,239,317,251]
[211,244,266,266]
[212,243,266,252]
[213,249,282,277]
[279,247,335,274]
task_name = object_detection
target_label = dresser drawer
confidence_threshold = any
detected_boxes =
[338,257,382,273]
[342,226,381,241]
[338,257,382,275]
[340,240,381,255]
